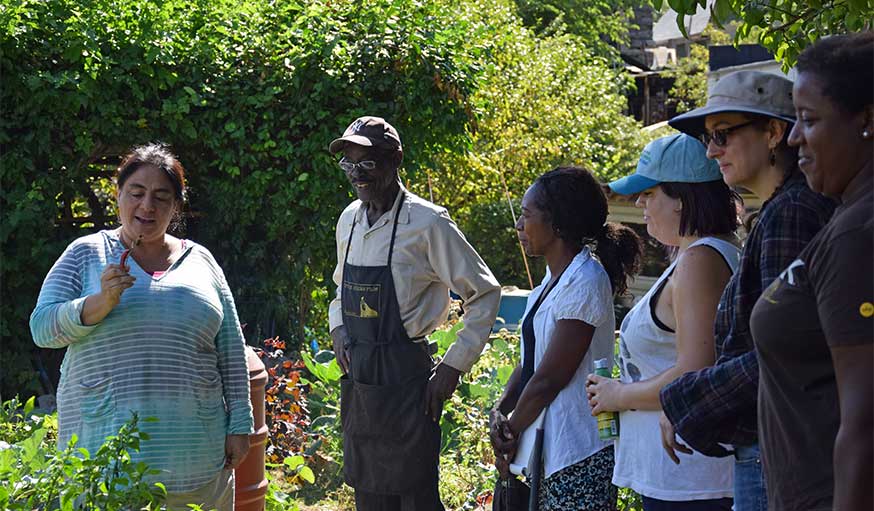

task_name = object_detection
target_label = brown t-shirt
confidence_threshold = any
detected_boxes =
[751,167,873,511]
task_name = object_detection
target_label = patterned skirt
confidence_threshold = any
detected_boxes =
[538,446,616,511]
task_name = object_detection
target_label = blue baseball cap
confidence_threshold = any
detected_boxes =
[608,134,721,195]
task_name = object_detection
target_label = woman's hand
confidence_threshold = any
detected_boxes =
[494,446,515,479]
[224,434,250,469]
[81,264,136,326]
[659,411,692,464]
[99,264,136,306]
[586,373,625,414]
[489,408,517,454]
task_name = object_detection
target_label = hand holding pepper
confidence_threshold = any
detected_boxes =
[79,235,141,326]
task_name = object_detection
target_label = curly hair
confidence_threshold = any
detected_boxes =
[531,166,642,296]
[796,32,874,114]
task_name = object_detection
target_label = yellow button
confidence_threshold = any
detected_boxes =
[860,302,874,318]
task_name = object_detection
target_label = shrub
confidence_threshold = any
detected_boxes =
[0,397,168,510]
[1,0,484,396]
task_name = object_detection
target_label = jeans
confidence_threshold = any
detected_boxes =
[641,496,732,511]
[733,443,767,511]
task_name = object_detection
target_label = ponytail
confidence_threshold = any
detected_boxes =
[594,222,643,297]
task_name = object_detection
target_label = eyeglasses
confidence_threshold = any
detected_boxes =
[699,121,756,147]
[339,157,377,174]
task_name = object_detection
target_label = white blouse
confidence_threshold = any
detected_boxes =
[519,248,616,479]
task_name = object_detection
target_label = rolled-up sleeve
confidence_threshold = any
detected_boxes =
[428,211,500,372]
[30,243,98,348]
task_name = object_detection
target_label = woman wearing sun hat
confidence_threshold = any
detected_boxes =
[586,133,739,510]
[657,71,835,511]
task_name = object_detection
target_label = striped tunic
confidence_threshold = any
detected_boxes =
[30,230,254,493]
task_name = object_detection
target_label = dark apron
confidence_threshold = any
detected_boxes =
[340,193,441,495]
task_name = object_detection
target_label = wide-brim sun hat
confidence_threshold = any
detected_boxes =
[608,134,721,195]
[668,70,796,140]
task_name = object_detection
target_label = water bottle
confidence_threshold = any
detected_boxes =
[593,358,619,440]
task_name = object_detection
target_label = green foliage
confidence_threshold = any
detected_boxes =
[668,25,732,113]
[658,0,874,70]
[457,199,546,289]
[438,329,521,508]
[0,0,486,397]
[0,399,168,510]
[301,351,343,386]
[257,318,649,509]
[512,0,638,59]
[418,0,646,234]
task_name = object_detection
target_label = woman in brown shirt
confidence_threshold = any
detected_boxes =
[750,32,873,511]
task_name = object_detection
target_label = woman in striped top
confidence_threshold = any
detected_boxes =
[30,143,253,510]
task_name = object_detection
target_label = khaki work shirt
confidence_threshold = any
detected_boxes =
[329,186,500,372]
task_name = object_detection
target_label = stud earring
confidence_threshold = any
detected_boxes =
[863,130,871,138]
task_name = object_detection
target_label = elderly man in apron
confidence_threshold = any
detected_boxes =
[328,116,501,510]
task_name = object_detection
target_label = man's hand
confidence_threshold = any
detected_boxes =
[659,411,692,464]
[331,326,351,374]
[424,364,461,422]
[224,434,250,469]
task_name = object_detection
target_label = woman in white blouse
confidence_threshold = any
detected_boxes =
[489,166,642,510]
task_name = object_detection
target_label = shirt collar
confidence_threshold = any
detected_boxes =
[353,184,412,226]
[542,247,592,289]
[840,161,873,206]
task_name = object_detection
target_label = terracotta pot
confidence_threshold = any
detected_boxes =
[235,346,269,511]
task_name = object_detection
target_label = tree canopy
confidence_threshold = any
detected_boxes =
[663,0,874,69]
[1,0,645,396]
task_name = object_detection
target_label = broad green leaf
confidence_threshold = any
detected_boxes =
[467,383,489,398]
[283,455,304,469]
[713,0,732,24]
[675,11,689,38]
[23,396,35,416]
[497,365,514,385]
[299,466,316,484]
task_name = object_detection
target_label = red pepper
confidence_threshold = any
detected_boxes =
[120,249,132,268]
[120,235,143,269]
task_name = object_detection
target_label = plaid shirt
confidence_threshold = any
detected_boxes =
[660,173,835,457]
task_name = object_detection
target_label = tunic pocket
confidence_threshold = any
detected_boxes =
[194,374,225,423]
[193,373,226,441]
[78,376,115,423]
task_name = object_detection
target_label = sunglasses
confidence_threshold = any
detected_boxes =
[339,157,377,173]
[699,121,756,147]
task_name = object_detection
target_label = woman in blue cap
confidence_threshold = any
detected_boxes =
[658,71,835,511]
[586,134,739,510]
